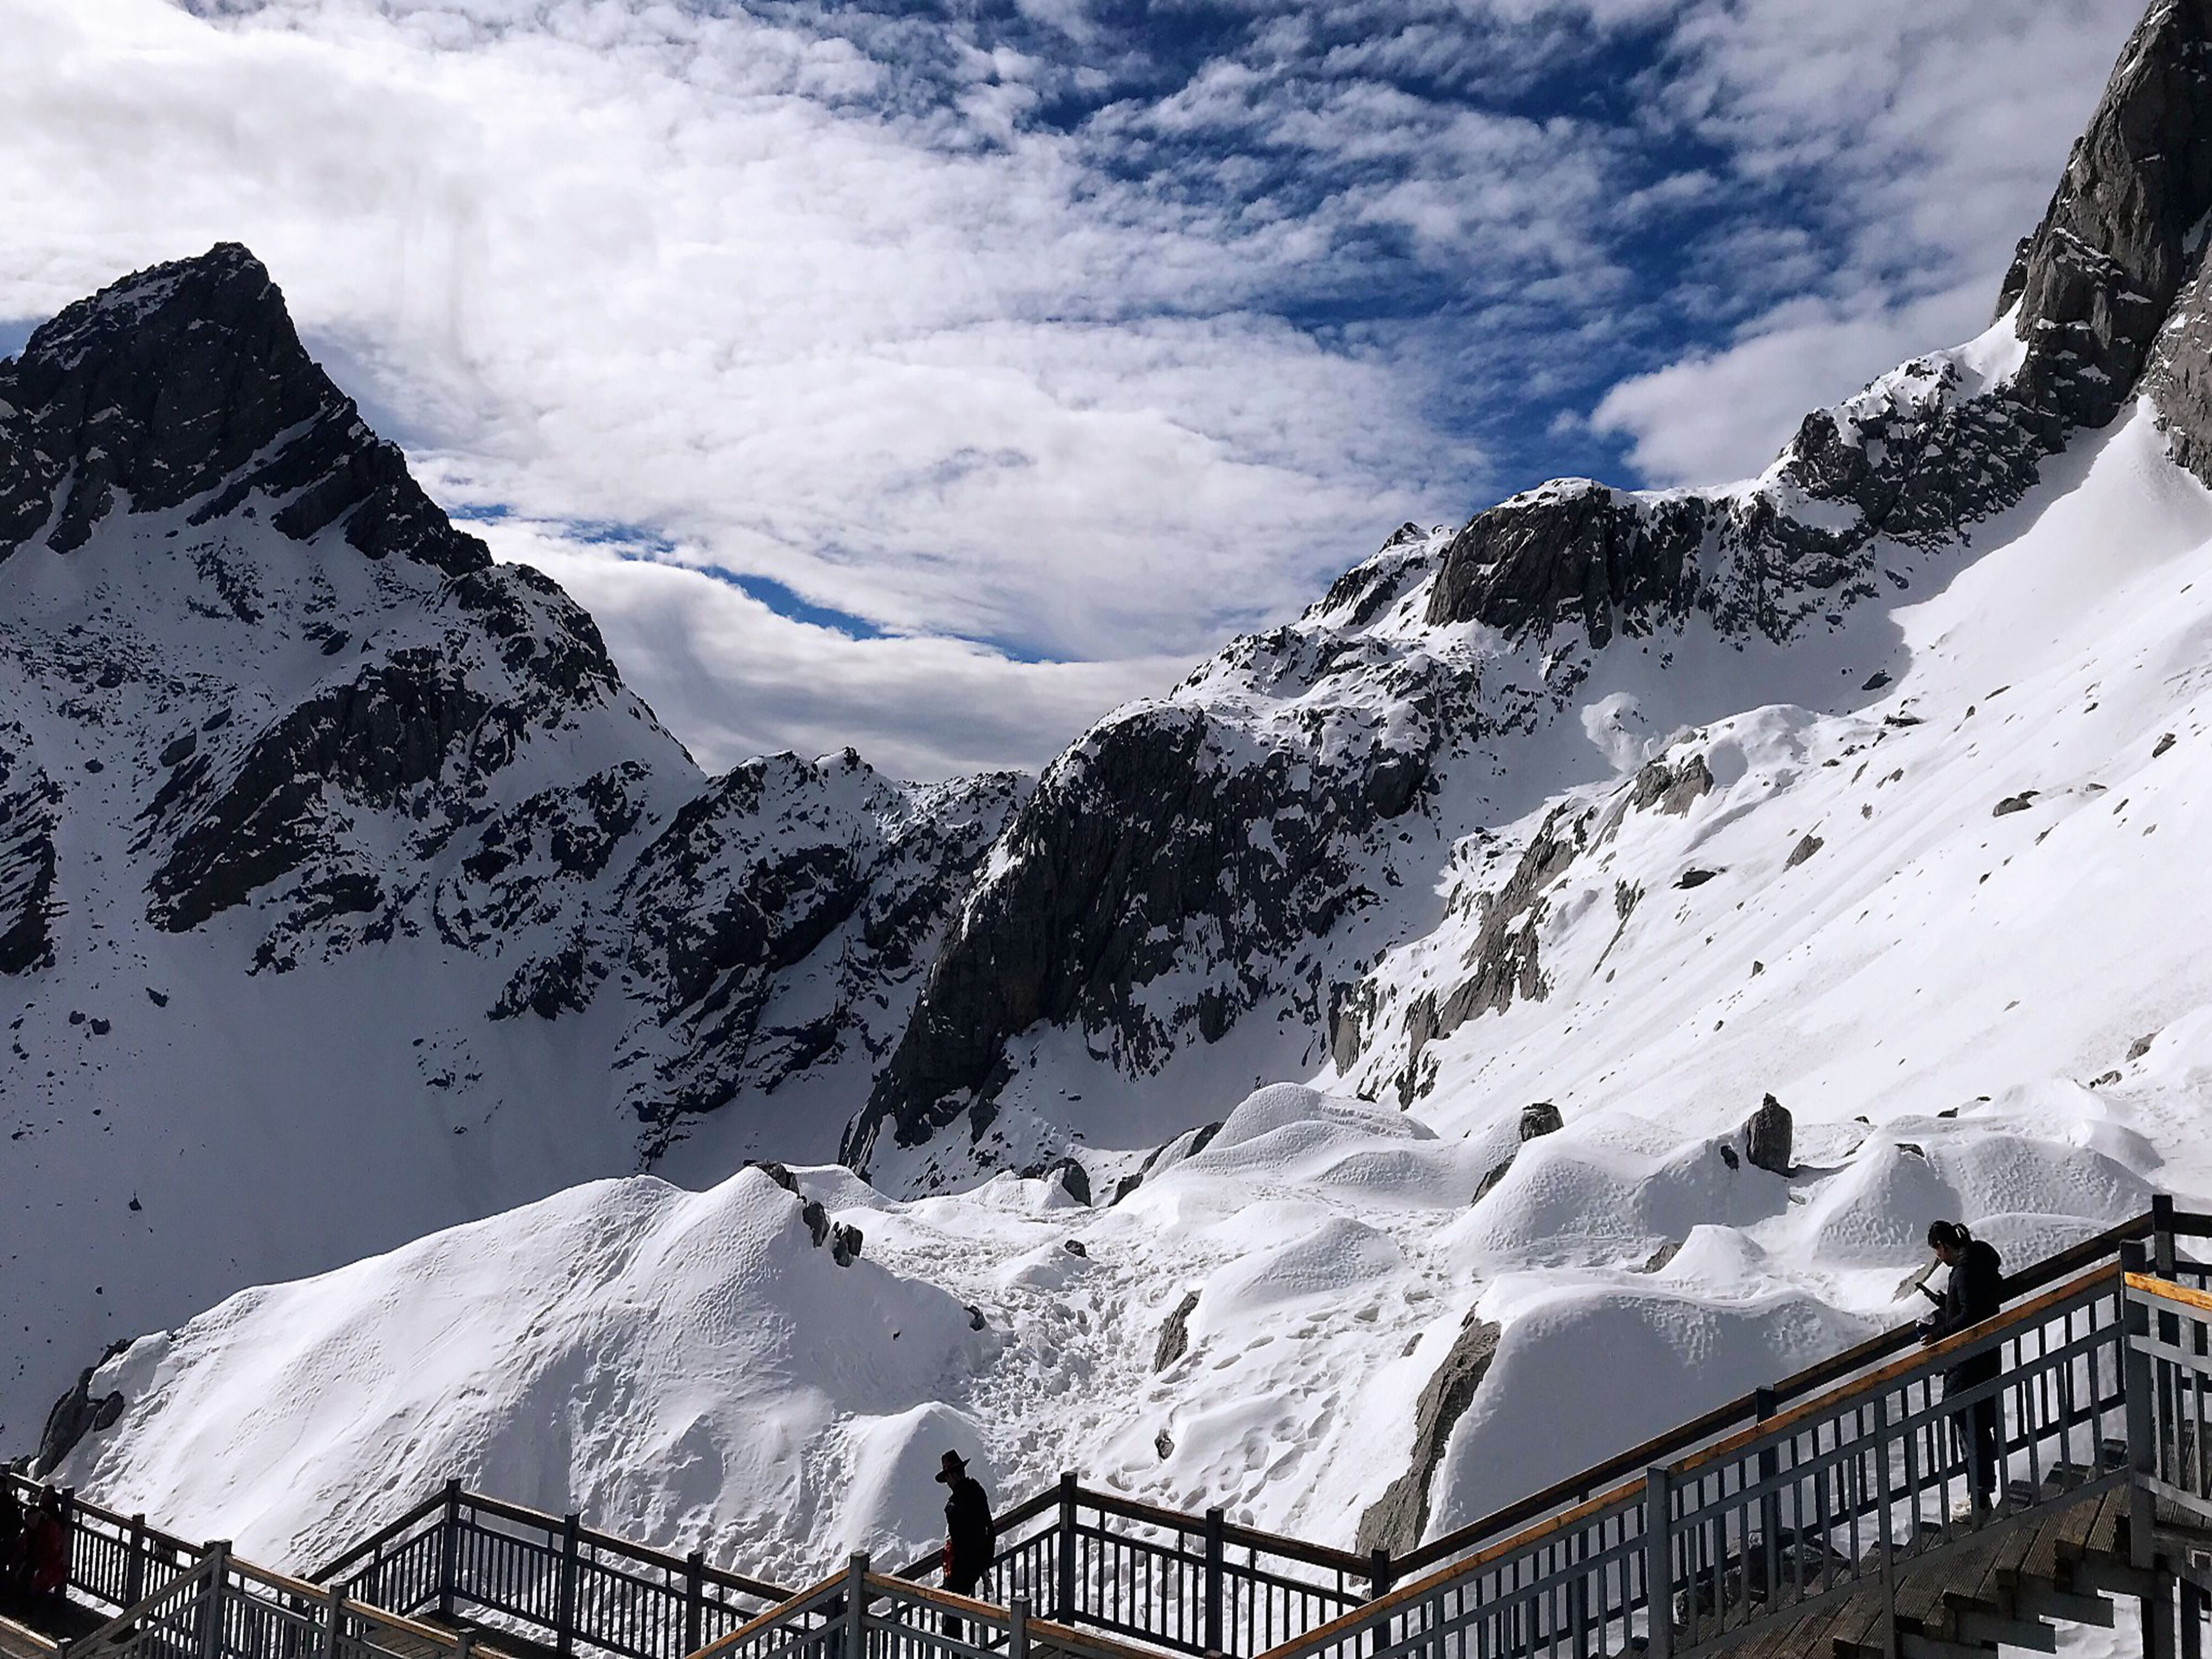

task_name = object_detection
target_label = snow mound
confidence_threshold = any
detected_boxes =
[58,1168,991,1582]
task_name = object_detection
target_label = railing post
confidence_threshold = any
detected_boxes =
[842,1552,868,1659]
[684,1551,706,1656]
[438,1479,463,1620]
[2155,1195,2178,1278]
[1202,1507,1225,1657]
[1753,1387,1781,1598]
[556,1513,581,1658]
[199,1542,232,1659]
[455,1633,475,1659]
[1010,1596,1030,1659]
[1055,1473,1079,1623]
[59,1488,78,1596]
[1368,1545,1393,1599]
[127,1513,148,1607]
[1642,1467,1672,1659]
[322,1584,346,1659]
[2122,1240,2159,1570]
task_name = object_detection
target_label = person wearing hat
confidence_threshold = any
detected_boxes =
[934,1450,995,1635]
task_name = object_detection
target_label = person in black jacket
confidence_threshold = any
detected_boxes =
[1919,1220,2005,1511]
[936,1452,994,1637]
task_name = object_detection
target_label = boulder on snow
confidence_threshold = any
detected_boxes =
[1741,1095,1793,1175]
[1025,1155,1091,1205]
[800,1198,831,1248]
[746,1160,799,1196]
[34,1342,131,1474]
[1785,834,1823,869]
[1519,1102,1563,1141]
[829,1222,864,1267]
[1154,1290,1201,1372]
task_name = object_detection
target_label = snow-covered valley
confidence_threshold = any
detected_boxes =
[12,0,2212,1614]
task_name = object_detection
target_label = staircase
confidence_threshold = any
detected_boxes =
[6,1202,2212,1659]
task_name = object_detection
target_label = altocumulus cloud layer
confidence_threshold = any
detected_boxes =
[0,0,2141,777]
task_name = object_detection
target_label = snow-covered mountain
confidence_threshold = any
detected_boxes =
[0,248,1019,1443]
[21,0,2212,1597]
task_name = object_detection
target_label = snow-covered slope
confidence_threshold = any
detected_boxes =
[0,249,1020,1446]
[27,0,2212,1595]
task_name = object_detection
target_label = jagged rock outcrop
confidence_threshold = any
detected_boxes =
[2011,0,2212,435]
[845,0,2212,1187]
[0,244,486,573]
[1355,1315,1503,1558]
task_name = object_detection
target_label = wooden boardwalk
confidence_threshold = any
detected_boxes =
[1718,1485,2148,1659]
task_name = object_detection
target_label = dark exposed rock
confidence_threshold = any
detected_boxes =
[1992,793,2037,817]
[625,756,1021,1145]
[1630,752,1713,816]
[2154,732,2178,757]
[1741,1094,1794,1175]
[1406,805,1586,1099]
[1518,1102,1563,1141]
[848,693,1432,1164]
[1063,1238,1088,1258]
[746,1160,800,1195]
[0,244,489,574]
[1675,868,1719,890]
[1472,1159,1514,1204]
[33,1341,132,1474]
[965,1304,987,1331]
[1155,1427,1175,1460]
[2011,0,2212,435]
[2128,1031,2159,1062]
[0,722,61,974]
[829,1221,863,1267]
[1785,834,1824,870]
[800,1198,831,1247]
[1355,1315,1504,1558]
[1155,1290,1201,1372]
[1029,1155,1091,1205]
[1640,1241,1682,1274]
[1718,1144,1740,1171]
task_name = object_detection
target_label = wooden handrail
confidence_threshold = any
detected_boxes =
[1392,1205,2174,1572]
[1253,1256,2133,1659]
[682,1572,848,1659]
[2126,1270,2212,1314]
[311,1484,450,1581]
[1671,1261,2119,1475]
[0,1612,59,1656]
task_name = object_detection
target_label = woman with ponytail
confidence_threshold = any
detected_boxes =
[1920,1219,2006,1514]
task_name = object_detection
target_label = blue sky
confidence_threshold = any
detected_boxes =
[1,0,2143,776]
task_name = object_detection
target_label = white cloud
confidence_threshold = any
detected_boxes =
[486,520,1185,781]
[1588,284,1988,486]
[0,0,2159,768]
[1587,0,2140,485]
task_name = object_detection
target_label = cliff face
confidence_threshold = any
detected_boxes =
[0,247,1014,1441]
[840,0,2212,1188]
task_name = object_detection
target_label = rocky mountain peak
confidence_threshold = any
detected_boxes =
[0,242,486,574]
[1999,0,2212,429]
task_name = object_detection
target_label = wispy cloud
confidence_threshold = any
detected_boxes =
[0,0,2143,774]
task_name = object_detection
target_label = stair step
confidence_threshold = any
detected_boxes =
[2065,1557,2159,1602]
[2009,1580,2116,1628]
[1898,1630,1997,1659]
[1950,1606,2055,1652]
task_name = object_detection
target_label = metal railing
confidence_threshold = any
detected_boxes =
[894,1476,1380,1659]
[1245,1242,2205,1659]
[0,1472,477,1659]
[2128,1271,2212,1533]
[14,1198,2212,1659]
[314,1482,795,1659]
[691,1555,1161,1659]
